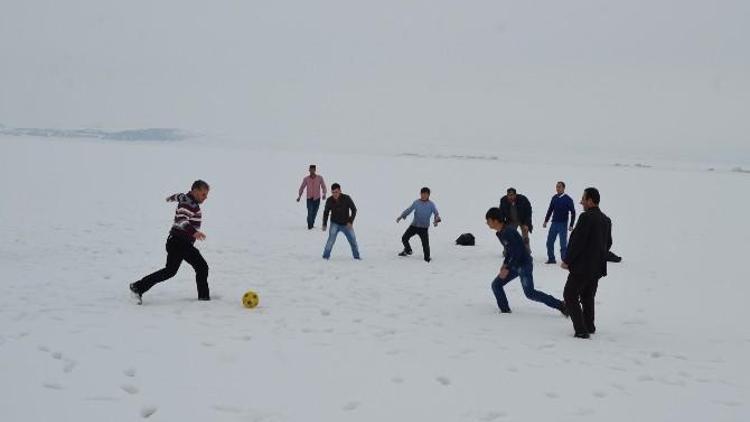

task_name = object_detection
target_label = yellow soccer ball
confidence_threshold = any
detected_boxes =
[242,290,259,308]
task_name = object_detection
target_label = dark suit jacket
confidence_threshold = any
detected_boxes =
[499,194,533,232]
[564,207,612,278]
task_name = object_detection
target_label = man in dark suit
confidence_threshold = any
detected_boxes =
[561,187,612,339]
[499,187,533,252]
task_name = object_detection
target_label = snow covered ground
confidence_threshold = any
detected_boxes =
[1,136,748,421]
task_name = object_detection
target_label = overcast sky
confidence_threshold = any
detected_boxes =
[1,0,748,160]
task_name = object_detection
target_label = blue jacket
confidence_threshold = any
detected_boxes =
[544,193,576,226]
[497,226,531,268]
[400,200,439,228]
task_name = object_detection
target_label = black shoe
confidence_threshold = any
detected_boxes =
[198,296,211,301]
[574,332,590,339]
[424,257,431,263]
[499,309,512,314]
[545,259,557,264]
[398,250,412,257]
[558,303,569,318]
[588,327,596,334]
[129,283,142,305]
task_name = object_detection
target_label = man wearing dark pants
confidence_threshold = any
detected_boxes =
[297,164,327,230]
[543,181,576,264]
[562,187,612,338]
[485,207,567,316]
[499,187,533,252]
[397,187,441,262]
[130,180,211,304]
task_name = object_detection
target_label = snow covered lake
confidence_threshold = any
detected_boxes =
[1,136,748,421]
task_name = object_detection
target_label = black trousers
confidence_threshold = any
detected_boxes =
[563,272,599,335]
[133,235,210,299]
[402,225,430,259]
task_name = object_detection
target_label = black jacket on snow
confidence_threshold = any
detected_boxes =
[499,194,533,232]
[564,207,612,279]
[323,194,357,226]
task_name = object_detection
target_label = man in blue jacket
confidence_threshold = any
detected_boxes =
[397,187,441,262]
[543,181,577,264]
[486,207,567,316]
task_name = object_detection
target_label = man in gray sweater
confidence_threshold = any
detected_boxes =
[397,187,441,262]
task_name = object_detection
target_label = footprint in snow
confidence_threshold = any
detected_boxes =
[212,404,243,413]
[63,360,77,373]
[391,377,404,384]
[121,384,139,395]
[140,406,158,418]
[436,376,451,386]
[43,382,64,390]
[342,401,361,411]
[545,392,559,399]
[123,368,137,377]
[479,411,507,421]
[593,390,607,398]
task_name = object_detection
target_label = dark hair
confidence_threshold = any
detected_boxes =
[420,187,431,194]
[331,183,341,191]
[191,180,210,191]
[558,181,566,188]
[506,187,517,195]
[583,187,600,204]
[485,207,505,223]
[309,164,317,169]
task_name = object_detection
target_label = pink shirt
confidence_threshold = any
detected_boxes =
[299,175,327,200]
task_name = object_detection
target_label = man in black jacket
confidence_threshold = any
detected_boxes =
[322,183,360,260]
[500,187,533,252]
[561,187,613,338]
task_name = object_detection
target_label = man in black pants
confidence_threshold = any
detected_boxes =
[561,187,612,338]
[130,180,211,304]
[397,187,441,262]
[499,187,533,252]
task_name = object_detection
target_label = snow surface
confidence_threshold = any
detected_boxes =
[1,136,749,421]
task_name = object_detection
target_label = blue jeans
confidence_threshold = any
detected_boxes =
[322,223,360,259]
[546,222,568,261]
[306,199,321,229]
[491,263,563,312]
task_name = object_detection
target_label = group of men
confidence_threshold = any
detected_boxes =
[487,186,613,338]
[129,165,616,339]
[296,164,441,263]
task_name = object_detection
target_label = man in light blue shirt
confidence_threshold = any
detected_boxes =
[397,187,441,262]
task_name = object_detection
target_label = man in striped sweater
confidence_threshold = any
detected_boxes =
[130,180,210,304]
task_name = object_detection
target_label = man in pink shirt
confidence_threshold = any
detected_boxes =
[297,164,328,229]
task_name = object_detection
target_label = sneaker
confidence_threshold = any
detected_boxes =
[398,250,413,257]
[129,283,142,305]
[545,259,557,264]
[574,332,590,339]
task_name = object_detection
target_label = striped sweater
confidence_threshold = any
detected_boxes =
[167,193,202,242]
